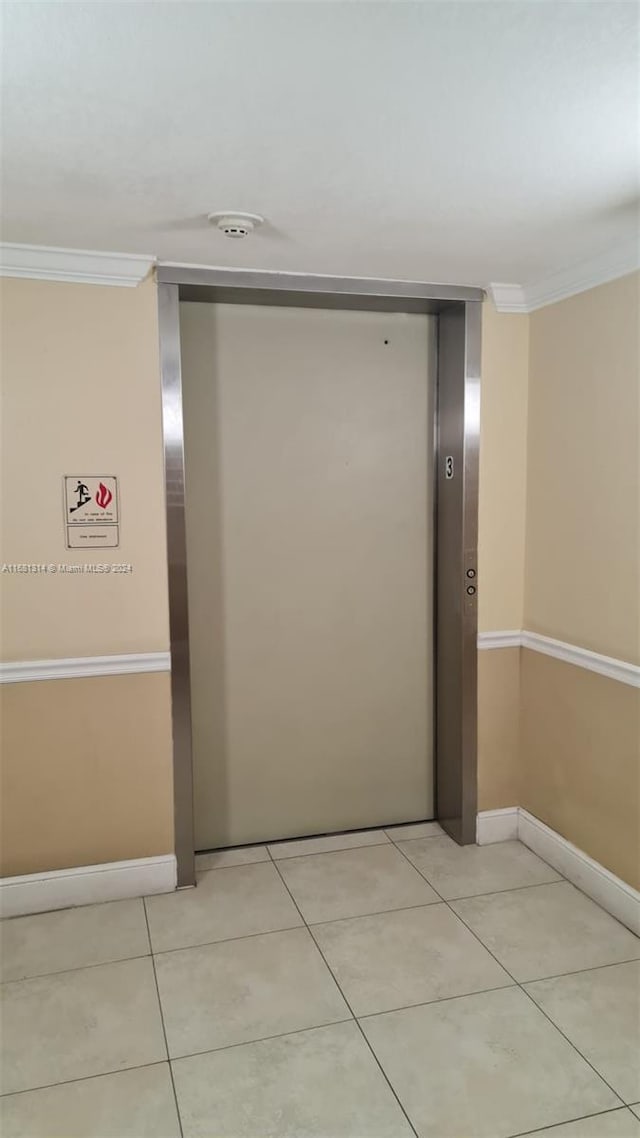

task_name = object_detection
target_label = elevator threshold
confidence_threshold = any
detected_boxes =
[196,819,438,857]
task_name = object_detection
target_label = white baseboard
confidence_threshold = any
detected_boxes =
[476,807,640,936]
[476,807,519,844]
[517,809,640,937]
[0,854,176,918]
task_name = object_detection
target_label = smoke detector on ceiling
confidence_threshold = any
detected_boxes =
[207,211,264,239]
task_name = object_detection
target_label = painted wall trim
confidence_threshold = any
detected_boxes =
[489,243,639,314]
[477,807,639,936]
[3,636,636,685]
[476,806,520,844]
[521,631,640,687]
[486,284,528,314]
[478,630,640,688]
[0,854,177,918]
[518,809,640,937]
[0,652,171,684]
[0,242,156,287]
[477,630,522,650]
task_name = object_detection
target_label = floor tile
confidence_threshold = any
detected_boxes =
[196,844,269,870]
[451,881,640,981]
[145,861,302,952]
[399,836,561,899]
[526,961,640,1103]
[154,927,350,1057]
[172,1021,413,1137]
[312,904,512,1015]
[277,844,438,924]
[385,822,443,840]
[0,1063,180,1138]
[0,958,166,1095]
[0,899,149,983]
[361,986,620,1138]
[527,1108,640,1135]
[268,830,388,859]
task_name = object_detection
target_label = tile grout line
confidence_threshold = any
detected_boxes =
[438,877,564,902]
[196,837,392,870]
[156,1018,355,1067]
[389,838,629,1112]
[195,827,446,871]
[319,956,640,1022]
[0,1060,173,1101]
[510,1104,636,1138]
[142,896,184,1138]
[199,856,564,903]
[386,835,568,902]
[345,981,516,1023]
[514,983,627,1109]
[0,950,153,986]
[196,821,409,860]
[307,900,441,927]
[148,923,305,960]
[3,912,636,988]
[265,844,421,1138]
[520,955,640,986]
[387,827,566,882]
[199,842,390,871]
[269,838,390,861]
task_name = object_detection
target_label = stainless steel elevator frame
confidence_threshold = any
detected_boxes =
[157,266,483,886]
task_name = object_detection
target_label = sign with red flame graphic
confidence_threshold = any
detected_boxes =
[95,482,113,510]
[63,475,119,548]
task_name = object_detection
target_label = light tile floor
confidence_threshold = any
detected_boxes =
[2,825,639,1138]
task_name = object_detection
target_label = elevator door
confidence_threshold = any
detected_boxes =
[181,302,435,851]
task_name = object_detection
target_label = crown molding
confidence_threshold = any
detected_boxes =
[0,243,156,287]
[489,242,639,314]
[486,283,528,314]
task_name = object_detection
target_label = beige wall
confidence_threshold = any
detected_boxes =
[2,270,636,884]
[0,276,170,659]
[0,275,174,876]
[521,272,640,886]
[521,650,639,889]
[1,673,174,876]
[525,272,640,664]
[478,647,520,811]
[478,275,640,892]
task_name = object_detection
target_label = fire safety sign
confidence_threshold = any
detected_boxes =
[64,475,119,548]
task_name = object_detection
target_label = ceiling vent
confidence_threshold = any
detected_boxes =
[207,211,264,239]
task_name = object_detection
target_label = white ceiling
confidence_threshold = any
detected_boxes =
[2,1,638,290]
